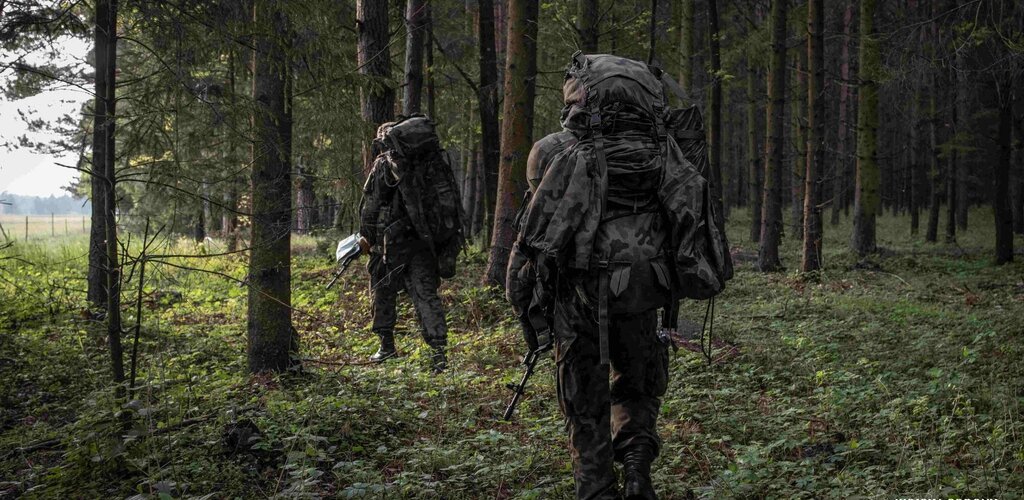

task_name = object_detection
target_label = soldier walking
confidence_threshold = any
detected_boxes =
[508,54,731,499]
[359,116,464,373]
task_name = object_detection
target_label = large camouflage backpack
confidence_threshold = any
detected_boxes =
[377,115,465,278]
[507,53,733,341]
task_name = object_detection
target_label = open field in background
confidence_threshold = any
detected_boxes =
[1,208,1023,498]
[0,215,90,240]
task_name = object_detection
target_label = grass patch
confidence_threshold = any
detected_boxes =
[2,208,1023,498]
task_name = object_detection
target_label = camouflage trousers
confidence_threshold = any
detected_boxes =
[553,295,670,500]
[369,249,448,348]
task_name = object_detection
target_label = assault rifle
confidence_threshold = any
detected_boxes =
[326,233,368,289]
[503,347,546,421]
[503,309,552,421]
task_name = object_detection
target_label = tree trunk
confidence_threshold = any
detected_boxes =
[994,77,1014,264]
[93,0,124,390]
[706,0,725,226]
[791,46,806,241]
[757,0,787,272]
[851,0,879,258]
[424,4,436,119]
[1016,98,1024,235]
[248,0,295,373]
[578,0,599,52]
[801,0,823,272]
[295,165,314,234]
[647,0,672,67]
[831,4,853,227]
[679,0,695,91]
[909,87,921,235]
[478,0,501,237]
[484,0,538,286]
[925,77,942,243]
[747,64,763,243]
[946,84,958,244]
[87,0,118,309]
[954,22,970,231]
[224,45,241,252]
[357,0,394,175]
[925,3,941,243]
[402,0,426,115]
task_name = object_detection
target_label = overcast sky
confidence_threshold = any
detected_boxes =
[0,37,91,198]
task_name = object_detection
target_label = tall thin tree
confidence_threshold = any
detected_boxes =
[831,4,853,226]
[747,63,763,243]
[801,0,824,271]
[87,0,118,308]
[484,0,538,286]
[477,0,501,237]
[94,0,124,390]
[852,0,880,257]
[993,75,1014,264]
[357,0,394,174]
[578,0,599,52]
[248,0,295,373]
[757,0,787,271]
[403,0,426,115]
[707,0,725,222]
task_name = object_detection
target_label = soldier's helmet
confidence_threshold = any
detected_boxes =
[526,130,577,192]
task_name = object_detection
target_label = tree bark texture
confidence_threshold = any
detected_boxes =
[295,165,314,234]
[706,0,725,226]
[94,0,124,389]
[994,78,1014,264]
[747,65,763,243]
[578,0,599,52]
[791,46,806,241]
[478,0,501,236]
[946,85,958,244]
[757,0,787,271]
[485,0,538,286]
[926,84,942,243]
[357,0,394,175]
[852,0,880,258]
[679,0,695,92]
[424,4,436,119]
[801,0,823,272]
[831,4,853,226]
[248,0,295,373]
[648,0,672,67]
[88,0,118,309]
[1016,96,1024,235]
[402,0,426,115]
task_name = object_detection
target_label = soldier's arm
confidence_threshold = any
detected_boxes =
[359,161,383,246]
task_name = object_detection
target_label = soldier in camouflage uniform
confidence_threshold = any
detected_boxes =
[509,54,727,500]
[360,122,449,373]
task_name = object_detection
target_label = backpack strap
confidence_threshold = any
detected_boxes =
[589,108,611,366]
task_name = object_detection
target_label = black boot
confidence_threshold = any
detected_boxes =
[369,331,397,363]
[430,346,447,373]
[622,444,657,500]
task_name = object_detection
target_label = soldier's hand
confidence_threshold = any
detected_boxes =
[519,314,540,352]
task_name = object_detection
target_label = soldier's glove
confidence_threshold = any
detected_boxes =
[518,308,552,353]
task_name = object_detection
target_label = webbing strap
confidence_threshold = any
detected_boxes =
[598,268,610,365]
[591,108,610,366]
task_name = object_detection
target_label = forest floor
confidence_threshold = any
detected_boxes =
[1,209,1023,499]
